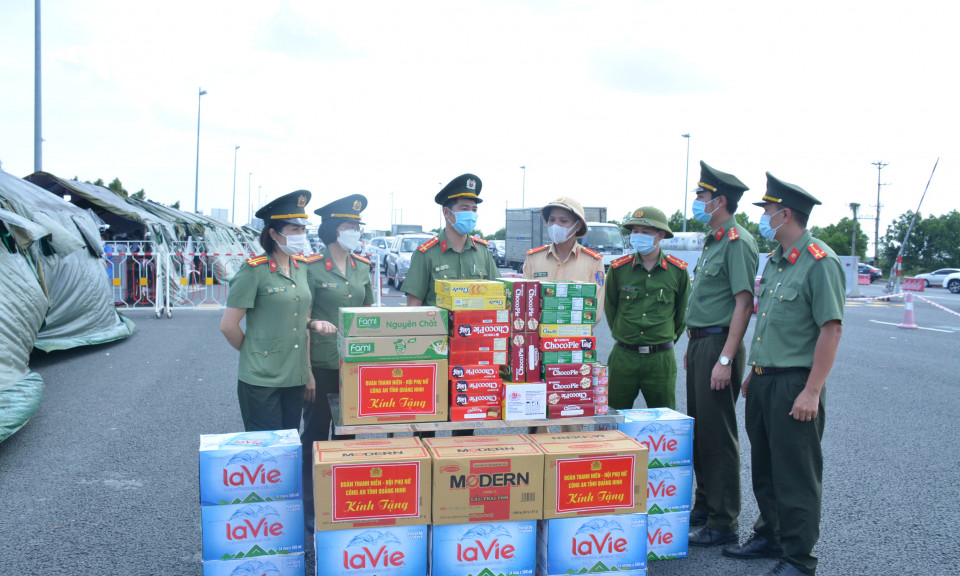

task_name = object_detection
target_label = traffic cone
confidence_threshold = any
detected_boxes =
[898,292,918,329]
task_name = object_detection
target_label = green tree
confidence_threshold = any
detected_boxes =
[131,189,146,200]
[734,212,776,254]
[490,227,506,241]
[881,210,960,274]
[107,178,128,197]
[170,200,181,210]
[810,217,869,258]
[666,210,709,235]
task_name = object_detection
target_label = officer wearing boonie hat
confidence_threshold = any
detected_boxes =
[222,189,315,432]
[722,173,844,576]
[604,206,690,411]
[684,162,760,547]
[299,193,374,526]
[401,173,499,308]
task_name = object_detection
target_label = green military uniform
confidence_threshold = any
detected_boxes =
[605,207,690,410]
[684,162,759,536]
[227,190,313,432]
[745,174,845,575]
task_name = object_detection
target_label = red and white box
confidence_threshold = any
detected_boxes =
[449,350,507,366]
[502,279,529,332]
[450,337,507,353]
[542,363,593,379]
[525,282,542,331]
[592,364,608,377]
[450,405,502,421]
[449,364,500,380]
[594,392,609,406]
[450,378,503,394]
[452,322,511,339]
[504,332,542,383]
[594,404,610,415]
[548,404,597,418]
[547,389,595,406]
[451,391,503,407]
[592,384,608,396]
[540,336,597,353]
[449,310,509,327]
[593,375,609,386]
[545,376,593,392]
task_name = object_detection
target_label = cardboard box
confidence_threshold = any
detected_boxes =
[338,334,448,363]
[448,350,507,365]
[313,437,424,453]
[450,336,507,352]
[536,513,647,576]
[503,331,541,383]
[545,376,593,392]
[452,391,503,408]
[314,524,428,575]
[533,437,648,519]
[646,511,689,561]
[450,405,503,421]
[436,279,506,298]
[547,389,594,406]
[542,363,594,379]
[451,322,511,338]
[547,404,597,418]
[339,360,448,425]
[541,350,597,365]
[312,445,431,531]
[539,324,593,338]
[421,434,533,449]
[339,306,448,337]
[540,310,596,325]
[450,378,503,394]
[199,429,302,506]
[450,364,501,380]
[539,281,599,299]
[525,282,542,331]
[541,296,597,312]
[540,336,596,352]
[497,278,530,332]
[449,309,509,326]
[646,466,693,514]
[436,292,508,311]
[429,442,544,524]
[431,520,537,576]
[202,554,305,576]
[201,500,305,561]
[528,430,629,444]
[502,382,547,420]
[609,408,694,468]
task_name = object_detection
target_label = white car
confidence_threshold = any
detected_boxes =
[385,234,434,288]
[915,268,960,287]
[942,272,960,294]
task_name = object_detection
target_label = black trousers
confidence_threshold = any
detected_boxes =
[302,366,352,516]
[237,380,303,432]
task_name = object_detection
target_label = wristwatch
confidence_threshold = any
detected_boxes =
[718,355,731,366]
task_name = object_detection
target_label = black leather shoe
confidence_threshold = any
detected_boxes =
[764,559,806,575]
[689,508,707,527]
[688,525,739,547]
[721,533,784,559]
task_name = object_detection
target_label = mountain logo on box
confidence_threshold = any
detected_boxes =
[222,559,283,574]
[350,342,374,355]
[455,524,516,562]
[357,316,380,329]
[342,530,406,569]
[224,431,282,448]
[571,518,627,556]
[224,504,284,542]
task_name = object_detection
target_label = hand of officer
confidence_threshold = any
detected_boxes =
[741,371,752,398]
[311,320,338,335]
[304,371,316,403]
[789,388,819,421]
[711,362,732,391]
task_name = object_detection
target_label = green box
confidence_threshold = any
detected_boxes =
[541,350,597,364]
[540,281,598,299]
[540,309,597,325]
[541,296,597,311]
[337,334,449,362]
[338,306,448,337]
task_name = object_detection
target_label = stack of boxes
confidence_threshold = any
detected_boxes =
[609,408,695,563]
[199,429,306,576]
[496,278,548,420]
[337,307,449,425]
[435,280,509,422]
[311,437,432,576]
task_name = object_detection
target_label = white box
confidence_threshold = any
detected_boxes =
[502,383,547,420]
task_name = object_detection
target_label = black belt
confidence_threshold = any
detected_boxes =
[686,326,730,339]
[616,341,674,354]
[752,366,810,376]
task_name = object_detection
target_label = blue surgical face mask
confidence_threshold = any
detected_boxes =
[447,210,478,235]
[692,197,719,224]
[758,209,786,241]
[629,232,657,255]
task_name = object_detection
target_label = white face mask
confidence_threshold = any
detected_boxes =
[277,232,308,255]
[548,223,575,244]
[337,229,361,251]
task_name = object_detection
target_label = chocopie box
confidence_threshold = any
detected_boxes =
[540,336,596,353]
[547,404,597,418]
[450,405,503,421]
[201,500,304,561]
[199,429,302,506]
[540,309,595,325]
[451,321,511,339]
[450,364,500,380]
[524,282,542,331]
[503,331,542,383]
[536,513,647,576]
[450,309,509,327]
[315,524,428,575]
[497,278,530,332]
[546,389,594,406]
[449,350,508,365]
[450,378,503,394]
[541,296,597,312]
[544,376,593,392]
[450,337,507,353]
[452,391,503,408]
[538,324,593,338]
[431,520,537,576]
[542,363,593,380]
[502,382,547,421]
[202,554,305,576]
[539,280,599,299]
[541,349,597,365]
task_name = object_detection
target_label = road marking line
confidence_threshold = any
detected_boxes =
[869,320,953,333]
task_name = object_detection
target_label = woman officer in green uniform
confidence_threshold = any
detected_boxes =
[301,194,374,523]
[220,190,316,432]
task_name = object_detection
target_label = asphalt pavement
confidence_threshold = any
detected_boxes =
[2,281,958,575]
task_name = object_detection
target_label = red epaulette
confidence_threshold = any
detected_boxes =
[300,254,324,263]
[666,254,688,270]
[527,245,549,255]
[473,236,490,246]
[352,254,371,266]
[807,243,827,260]
[728,227,740,241]
[581,247,602,260]
[246,255,268,267]
[418,237,440,253]
[610,254,634,269]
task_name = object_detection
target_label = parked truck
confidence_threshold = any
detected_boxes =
[504,206,628,271]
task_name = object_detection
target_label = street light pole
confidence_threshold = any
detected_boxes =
[247,172,253,224]
[231,145,239,224]
[520,166,526,208]
[194,87,207,214]
[34,0,42,173]
[682,133,690,233]
[849,202,862,298]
